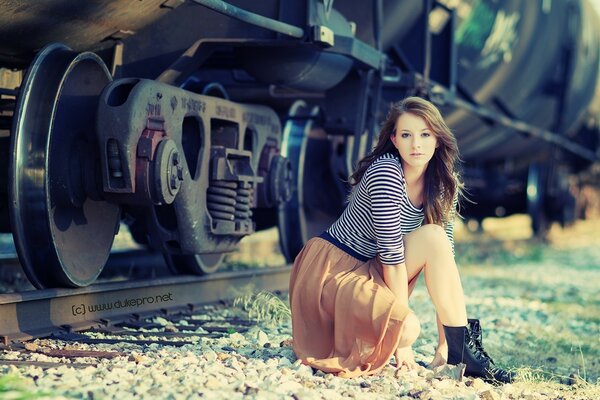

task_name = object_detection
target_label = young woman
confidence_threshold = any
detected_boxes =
[289,97,513,383]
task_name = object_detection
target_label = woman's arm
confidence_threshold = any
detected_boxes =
[430,313,448,368]
[382,263,409,308]
[383,262,422,370]
[444,190,459,253]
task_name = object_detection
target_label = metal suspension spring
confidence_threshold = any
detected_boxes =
[234,182,253,222]
[207,180,237,221]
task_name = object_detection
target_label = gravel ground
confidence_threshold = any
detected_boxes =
[1,218,599,399]
[0,302,595,400]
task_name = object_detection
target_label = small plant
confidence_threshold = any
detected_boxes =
[577,344,587,382]
[233,290,291,327]
[0,373,54,399]
[514,366,557,384]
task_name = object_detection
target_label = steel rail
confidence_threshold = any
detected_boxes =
[0,266,291,344]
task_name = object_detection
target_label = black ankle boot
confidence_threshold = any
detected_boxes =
[443,320,515,384]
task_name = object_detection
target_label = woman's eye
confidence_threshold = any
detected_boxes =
[422,132,431,137]
[401,133,410,138]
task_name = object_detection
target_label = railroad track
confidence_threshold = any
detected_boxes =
[0,311,258,370]
[0,266,291,346]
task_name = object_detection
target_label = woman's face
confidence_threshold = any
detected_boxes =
[391,112,438,171]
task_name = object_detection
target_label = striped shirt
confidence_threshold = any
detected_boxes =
[326,153,456,265]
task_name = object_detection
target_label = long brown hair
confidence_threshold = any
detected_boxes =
[349,96,462,226]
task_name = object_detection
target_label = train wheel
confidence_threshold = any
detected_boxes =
[10,44,120,288]
[278,101,316,262]
[278,101,341,262]
[165,253,224,275]
[527,162,550,236]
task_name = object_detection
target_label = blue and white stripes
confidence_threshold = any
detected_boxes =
[327,153,455,265]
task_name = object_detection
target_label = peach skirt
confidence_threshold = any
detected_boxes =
[289,237,411,378]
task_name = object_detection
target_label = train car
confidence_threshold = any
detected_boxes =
[0,0,598,289]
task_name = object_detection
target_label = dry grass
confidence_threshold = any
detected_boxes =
[451,216,600,396]
[233,290,291,327]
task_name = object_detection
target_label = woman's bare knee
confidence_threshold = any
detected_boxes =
[398,312,421,347]
[421,223,446,240]
[404,224,452,272]
[417,224,452,254]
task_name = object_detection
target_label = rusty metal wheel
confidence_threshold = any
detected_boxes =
[10,43,120,288]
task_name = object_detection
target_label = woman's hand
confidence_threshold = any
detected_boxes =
[394,346,418,370]
[429,344,448,369]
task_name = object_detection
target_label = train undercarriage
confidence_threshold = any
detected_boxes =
[0,0,599,288]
